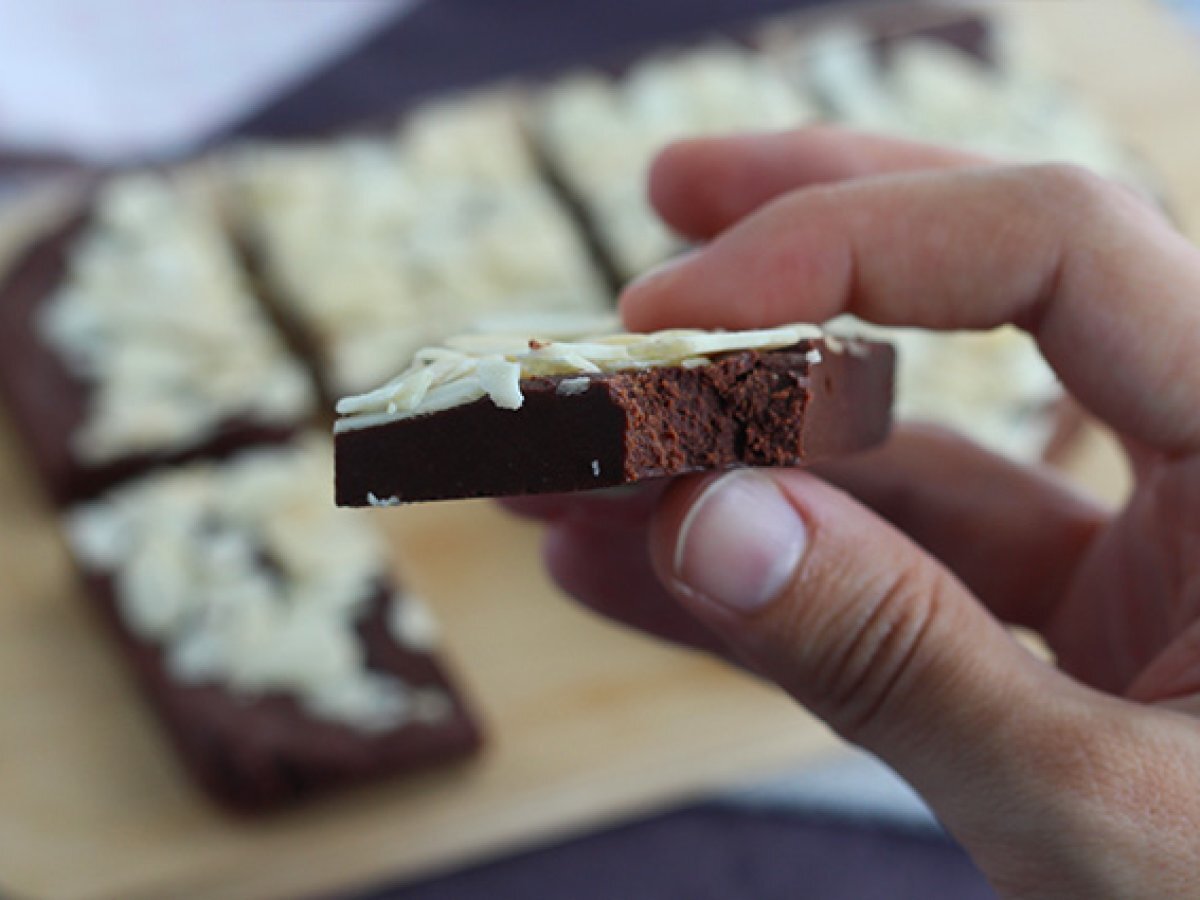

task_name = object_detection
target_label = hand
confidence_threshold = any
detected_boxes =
[505,128,1200,897]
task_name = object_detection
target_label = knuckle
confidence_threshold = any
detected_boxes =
[1025,162,1131,216]
[807,563,947,739]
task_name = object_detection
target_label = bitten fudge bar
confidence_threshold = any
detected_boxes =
[65,439,481,811]
[0,173,316,504]
[335,324,894,505]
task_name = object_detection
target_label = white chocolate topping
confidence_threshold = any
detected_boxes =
[39,173,315,463]
[536,46,819,279]
[66,440,448,732]
[335,321,826,431]
[229,93,610,395]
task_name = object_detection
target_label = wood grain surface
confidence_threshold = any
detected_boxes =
[3,0,1194,896]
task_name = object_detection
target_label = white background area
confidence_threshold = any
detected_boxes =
[0,0,416,161]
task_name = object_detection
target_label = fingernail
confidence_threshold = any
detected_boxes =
[623,248,699,295]
[673,471,806,613]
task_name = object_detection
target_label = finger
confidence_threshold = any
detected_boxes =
[1067,455,1200,696]
[542,514,727,655]
[649,127,984,241]
[1127,615,1200,705]
[498,482,668,526]
[623,163,1200,456]
[646,468,1200,887]
[648,468,1052,755]
[509,425,1108,637]
[812,424,1108,630]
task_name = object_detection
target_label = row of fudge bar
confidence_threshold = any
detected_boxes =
[0,170,490,807]
[0,90,619,808]
[534,20,1147,287]
[21,31,1099,488]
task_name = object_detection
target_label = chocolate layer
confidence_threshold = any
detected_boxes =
[0,208,305,506]
[83,570,482,812]
[336,338,894,505]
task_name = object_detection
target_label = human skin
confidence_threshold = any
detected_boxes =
[504,128,1200,897]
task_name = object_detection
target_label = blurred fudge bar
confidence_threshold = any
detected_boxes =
[767,21,1149,187]
[64,438,482,811]
[534,45,818,281]
[0,172,317,505]
[228,93,610,398]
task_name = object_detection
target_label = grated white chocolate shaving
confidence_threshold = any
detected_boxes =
[556,376,592,396]
[66,439,449,732]
[476,357,524,410]
[336,322,829,432]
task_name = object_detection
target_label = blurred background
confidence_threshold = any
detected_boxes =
[0,2,1197,898]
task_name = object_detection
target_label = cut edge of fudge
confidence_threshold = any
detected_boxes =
[334,324,895,505]
[63,439,483,811]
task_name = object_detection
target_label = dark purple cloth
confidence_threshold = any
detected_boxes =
[358,805,995,900]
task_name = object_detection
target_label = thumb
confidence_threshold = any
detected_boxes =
[650,468,1077,841]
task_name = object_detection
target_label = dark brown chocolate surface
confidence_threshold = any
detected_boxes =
[0,207,306,506]
[335,338,894,505]
[83,568,482,812]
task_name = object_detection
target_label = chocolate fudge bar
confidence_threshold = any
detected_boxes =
[765,17,1146,186]
[228,93,611,398]
[65,440,481,811]
[335,324,894,505]
[0,174,316,505]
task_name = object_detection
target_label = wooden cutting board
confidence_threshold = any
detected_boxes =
[0,1,1194,897]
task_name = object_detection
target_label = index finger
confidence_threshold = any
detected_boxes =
[648,127,985,241]
[622,160,1200,456]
